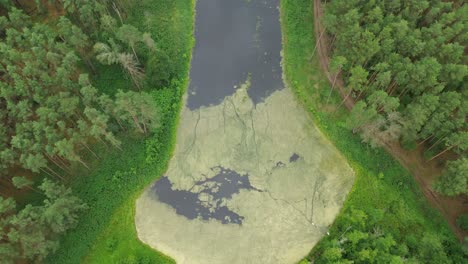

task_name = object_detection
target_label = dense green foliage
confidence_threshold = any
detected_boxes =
[0,1,160,176]
[280,0,464,262]
[1,0,192,262]
[1,179,86,262]
[435,158,468,196]
[46,0,193,263]
[457,214,468,231]
[322,0,467,196]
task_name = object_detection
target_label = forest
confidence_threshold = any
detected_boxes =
[0,0,466,263]
[0,0,188,262]
[323,0,467,197]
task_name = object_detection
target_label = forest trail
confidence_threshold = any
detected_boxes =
[313,0,467,241]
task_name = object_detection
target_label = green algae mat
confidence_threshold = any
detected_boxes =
[135,0,354,263]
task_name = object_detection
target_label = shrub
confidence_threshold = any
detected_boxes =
[106,237,118,252]
[456,214,468,231]
[145,51,174,88]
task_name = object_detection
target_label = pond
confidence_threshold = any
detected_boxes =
[136,0,354,263]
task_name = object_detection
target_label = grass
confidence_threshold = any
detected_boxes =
[280,0,463,261]
[45,0,194,263]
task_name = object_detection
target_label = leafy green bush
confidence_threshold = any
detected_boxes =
[457,214,468,231]
[434,158,468,196]
[401,138,417,151]
[146,51,174,88]
[106,237,119,252]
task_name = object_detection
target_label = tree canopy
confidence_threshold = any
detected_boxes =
[323,0,467,196]
[311,207,463,263]
[0,178,86,263]
[0,1,168,261]
[0,3,161,177]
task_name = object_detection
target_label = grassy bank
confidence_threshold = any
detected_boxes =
[280,0,463,262]
[46,0,194,263]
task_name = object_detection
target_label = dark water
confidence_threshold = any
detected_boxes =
[289,153,301,163]
[152,167,261,225]
[152,0,285,225]
[153,151,299,225]
[187,0,283,110]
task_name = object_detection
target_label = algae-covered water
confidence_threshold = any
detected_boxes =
[136,1,354,263]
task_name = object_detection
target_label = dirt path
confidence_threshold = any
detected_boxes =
[313,0,467,241]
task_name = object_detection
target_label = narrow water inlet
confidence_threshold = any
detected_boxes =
[187,0,283,109]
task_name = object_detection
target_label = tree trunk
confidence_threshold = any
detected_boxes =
[356,86,368,102]
[329,35,337,51]
[326,70,340,103]
[428,135,446,151]
[386,80,398,96]
[448,31,462,44]
[26,185,42,195]
[366,71,378,87]
[45,153,71,174]
[398,87,409,99]
[131,115,145,133]
[131,45,140,63]
[84,57,96,75]
[418,134,434,146]
[113,114,125,129]
[113,2,124,24]
[96,136,110,149]
[337,88,353,110]
[142,121,147,134]
[77,158,90,170]
[311,29,326,59]
[429,147,452,161]
[81,142,99,159]
[55,155,71,171]
[41,167,64,181]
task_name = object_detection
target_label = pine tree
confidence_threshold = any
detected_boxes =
[323,0,467,158]
[0,179,86,262]
[114,90,160,134]
[434,158,468,196]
